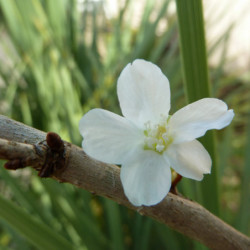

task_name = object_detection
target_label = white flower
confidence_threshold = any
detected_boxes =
[79,59,234,207]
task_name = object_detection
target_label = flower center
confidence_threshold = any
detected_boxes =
[143,116,173,154]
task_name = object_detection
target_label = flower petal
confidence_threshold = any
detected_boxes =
[165,140,211,181]
[117,59,171,127]
[79,108,143,164]
[169,98,234,143]
[120,149,171,206]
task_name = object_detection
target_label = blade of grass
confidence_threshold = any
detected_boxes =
[104,199,125,250]
[133,216,152,250]
[132,0,170,59]
[175,0,220,215]
[0,167,49,222]
[237,116,250,234]
[155,223,190,249]
[41,179,109,249]
[0,194,74,250]
[0,220,31,249]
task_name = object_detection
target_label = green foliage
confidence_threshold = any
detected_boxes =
[0,0,249,249]
[0,192,74,250]
[175,0,219,215]
[237,117,250,234]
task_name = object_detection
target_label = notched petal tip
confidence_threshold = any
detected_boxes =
[195,163,212,181]
[169,98,235,143]
[225,109,235,125]
[117,59,171,126]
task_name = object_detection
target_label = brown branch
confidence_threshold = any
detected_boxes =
[0,115,249,250]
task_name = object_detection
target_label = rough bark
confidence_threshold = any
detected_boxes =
[0,115,249,250]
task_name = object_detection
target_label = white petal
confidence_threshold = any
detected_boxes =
[165,140,211,181]
[117,59,171,127]
[169,98,234,143]
[120,149,171,206]
[79,109,143,164]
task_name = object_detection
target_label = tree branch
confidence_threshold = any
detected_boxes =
[0,115,249,250]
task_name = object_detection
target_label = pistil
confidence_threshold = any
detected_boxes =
[143,117,173,153]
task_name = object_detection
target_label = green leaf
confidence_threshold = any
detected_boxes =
[237,116,250,234]
[41,179,109,249]
[175,0,220,215]
[104,200,125,250]
[0,194,74,250]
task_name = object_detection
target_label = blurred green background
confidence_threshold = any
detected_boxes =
[0,0,249,249]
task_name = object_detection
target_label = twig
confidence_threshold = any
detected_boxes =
[0,115,249,250]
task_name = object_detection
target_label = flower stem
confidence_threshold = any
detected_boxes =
[170,174,182,195]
